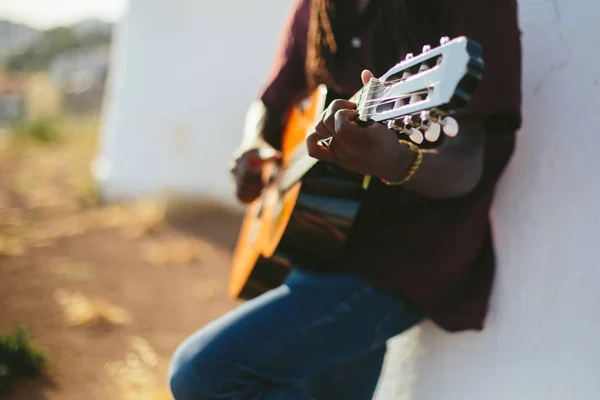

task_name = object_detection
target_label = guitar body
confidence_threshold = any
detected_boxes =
[229,86,364,299]
[228,37,484,300]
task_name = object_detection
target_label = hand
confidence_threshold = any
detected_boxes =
[230,146,281,203]
[306,70,409,182]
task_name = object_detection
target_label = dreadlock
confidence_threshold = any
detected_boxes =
[306,0,440,92]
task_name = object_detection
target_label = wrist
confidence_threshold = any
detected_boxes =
[381,141,418,182]
[379,140,422,185]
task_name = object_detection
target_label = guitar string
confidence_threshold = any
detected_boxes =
[279,61,447,188]
[344,85,430,121]
[279,93,429,191]
[280,73,436,186]
[360,90,429,107]
[347,73,423,104]
[359,69,434,97]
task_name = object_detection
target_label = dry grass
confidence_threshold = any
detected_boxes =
[0,117,171,257]
[0,117,183,399]
[103,337,173,400]
[0,80,239,397]
[0,72,226,398]
[54,289,132,328]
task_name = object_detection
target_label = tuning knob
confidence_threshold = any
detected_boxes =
[409,128,424,144]
[405,52,414,60]
[422,44,431,53]
[387,119,405,132]
[440,36,450,45]
[424,122,441,142]
[393,98,405,109]
[441,116,459,137]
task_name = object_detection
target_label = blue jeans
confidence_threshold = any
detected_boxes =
[169,268,423,400]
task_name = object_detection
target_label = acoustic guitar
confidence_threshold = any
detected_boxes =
[229,36,484,300]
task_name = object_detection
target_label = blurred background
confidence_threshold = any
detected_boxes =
[2,0,600,400]
[0,1,293,399]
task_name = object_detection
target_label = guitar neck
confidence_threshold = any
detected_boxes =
[278,146,316,192]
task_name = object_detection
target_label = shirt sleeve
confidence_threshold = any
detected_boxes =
[438,0,522,132]
[259,0,311,116]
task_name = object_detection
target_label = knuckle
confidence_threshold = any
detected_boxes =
[331,99,345,110]
[324,116,334,130]
[325,111,337,127]
[334,112,348,132]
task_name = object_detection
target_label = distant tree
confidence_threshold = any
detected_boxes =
[6,26,111,72]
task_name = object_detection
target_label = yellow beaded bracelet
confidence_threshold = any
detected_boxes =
[362,140,423,189]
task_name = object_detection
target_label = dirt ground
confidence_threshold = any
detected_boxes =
[0,128,243,399]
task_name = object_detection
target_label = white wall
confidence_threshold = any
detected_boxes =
[376,1,600,399]
[95,0,294,203]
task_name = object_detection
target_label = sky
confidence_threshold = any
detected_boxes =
[0,0,126,29]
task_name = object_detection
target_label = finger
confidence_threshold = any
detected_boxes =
[329,99,357,113]
[306,133,335,163]
[235,170,262,187]
[313,120,332,139]
[237,183,263,195]
[361,69,375,85]
[257,147,282,162]
[236,180,264,202]
[322,111,337,136]
[334,109,360,137]
[237,190,262,204]
[324,101,357,134]
[243,149,281,170]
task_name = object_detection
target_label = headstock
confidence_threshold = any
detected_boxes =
[354,36,483,145]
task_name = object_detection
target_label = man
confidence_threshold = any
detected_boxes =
[169,0,521,399]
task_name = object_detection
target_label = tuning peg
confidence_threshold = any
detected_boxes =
[387,119,404,132]
[393,98,405,109]
[422,44,431,53]
[409,128,424,144]
[405,53,414,60]
[441,116,459,137]
[440,36,450,45]
[424,122,441,142]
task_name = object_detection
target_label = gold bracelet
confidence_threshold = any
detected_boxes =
[362,140,423,189]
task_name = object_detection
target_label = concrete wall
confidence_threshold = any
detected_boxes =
[376,1,600,399]
[95,0,294,203]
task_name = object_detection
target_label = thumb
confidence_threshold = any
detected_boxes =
[246,147,282,169]
[361,69,375,85]
[258,147,282,162]
[242,148,281,172]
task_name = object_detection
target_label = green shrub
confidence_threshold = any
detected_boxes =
[10,118,62,144]
[0,327,48,394]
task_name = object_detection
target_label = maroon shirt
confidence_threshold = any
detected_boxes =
[259,0,522,332]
